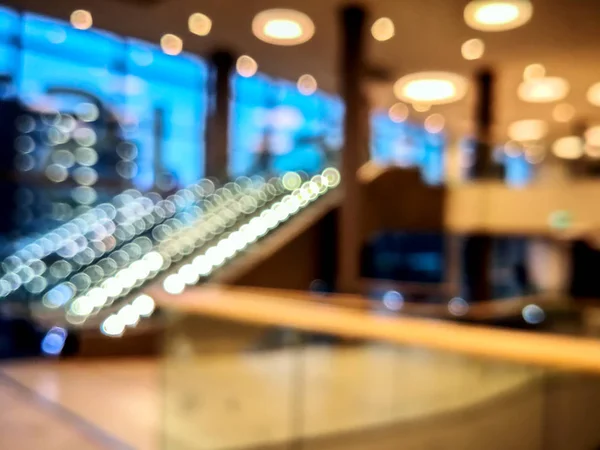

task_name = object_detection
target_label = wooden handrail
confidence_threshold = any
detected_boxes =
[151,285,600,375]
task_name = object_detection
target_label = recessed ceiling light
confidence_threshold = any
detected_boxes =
[371,17,395,41]
[585,126,600,147]
[552,103,575,123]
[252,9,315,46]
[587,82,600,107]
[70,10,93,30]
[394,72,468,105]
[552,136,584,160]
[160,34,183,56]
[236,55,258,78]
[388,103,408,123]
[297,74,317,95]
[464,1,533,32]
[523,63,545,80]
[508,119,548,142]
[188,13,212,36]
[413,103,431,112]
[461,38,485,60]
[424,114,445,134]
[518,77,569,103]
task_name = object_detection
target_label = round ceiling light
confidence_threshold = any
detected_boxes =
[297,74,317,95]
[236,55,258,78]
[424,114,445,134]
[252,9,315,46]
[388,103,409,123]
[70,10,93,30]
[508,119,548,142]
[461,38,485,60]
[552,103,575,123]
[160,34,183,56]
[371,17,395,41]
[393,72,468,105]
[464,0,533,32]
[518,76,570,103]
[552,136,584,160]
[188,13,212,36]
[585,126,600,147]
[523,63,545,80]
[587,82,600,107]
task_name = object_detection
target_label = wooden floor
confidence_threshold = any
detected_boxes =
[0,346,541,450]
[0,374,118,449]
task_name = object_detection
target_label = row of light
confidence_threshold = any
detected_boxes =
[100,168,340,337]
[1,174,216,300]
[64,177,282,325]
[160,168,340,296]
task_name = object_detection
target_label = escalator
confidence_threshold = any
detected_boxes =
[0,167,341,353]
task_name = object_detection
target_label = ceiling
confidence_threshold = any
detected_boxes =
[6,0,600,143]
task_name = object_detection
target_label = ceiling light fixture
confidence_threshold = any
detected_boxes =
[297,74,317,95]
[371,17,395,41]
[587,82,600,107]
[388,103,409,123]
[236,55,258,78]
[552,103,575,123]
[188,13,212,36]
[424,114,445,134]
[585,126,600,148]
[160,34,183,56]
[461,38,485,60]
[552,136,584,160]
[508,119,548,142]
[523,63,546,80]
[464,0,533,32]
[518,76,570,103]
[70,10,93,30]
[252,9,315,46]
[394,72,468,105]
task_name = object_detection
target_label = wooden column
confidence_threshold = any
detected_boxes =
[205,50,234,181]
[336,5,368,293]
[464,68,495,302]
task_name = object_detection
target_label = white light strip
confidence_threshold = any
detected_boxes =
[101,168,340,337]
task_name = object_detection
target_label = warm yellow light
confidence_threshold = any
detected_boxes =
[508,119,548,142]
[160,34,183,56]
[523,63,546,80]
[188,13,212,36]
[587,82,600,107]
[264,20,302,39]
[394,72,467,105]
[552,136,584,160]
[518,77,569,103]
[236,55,258,78]
[461,38,485,60]
[585,126,600,148]
[424,114,445,134]
[464,1,533,31]
[252,9,315,46]
[552,103,575,123]
[413,103,431,112]
[371,17,395,41]
[297,74,317,95]
[70,10,93,30]
[388,103,408,123]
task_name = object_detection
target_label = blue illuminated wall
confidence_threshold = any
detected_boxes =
[0,6,207,190]
[230,74,343,177]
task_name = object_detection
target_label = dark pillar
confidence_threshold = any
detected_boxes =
[465,68,495,302]
[336,5,368,293]
[205,50,234,181]
[152,107,164,189]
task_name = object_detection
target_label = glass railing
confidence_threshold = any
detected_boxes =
[160,289,600,450]
[0,167,342,338]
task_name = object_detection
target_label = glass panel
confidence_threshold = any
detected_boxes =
[162,301,600,450]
